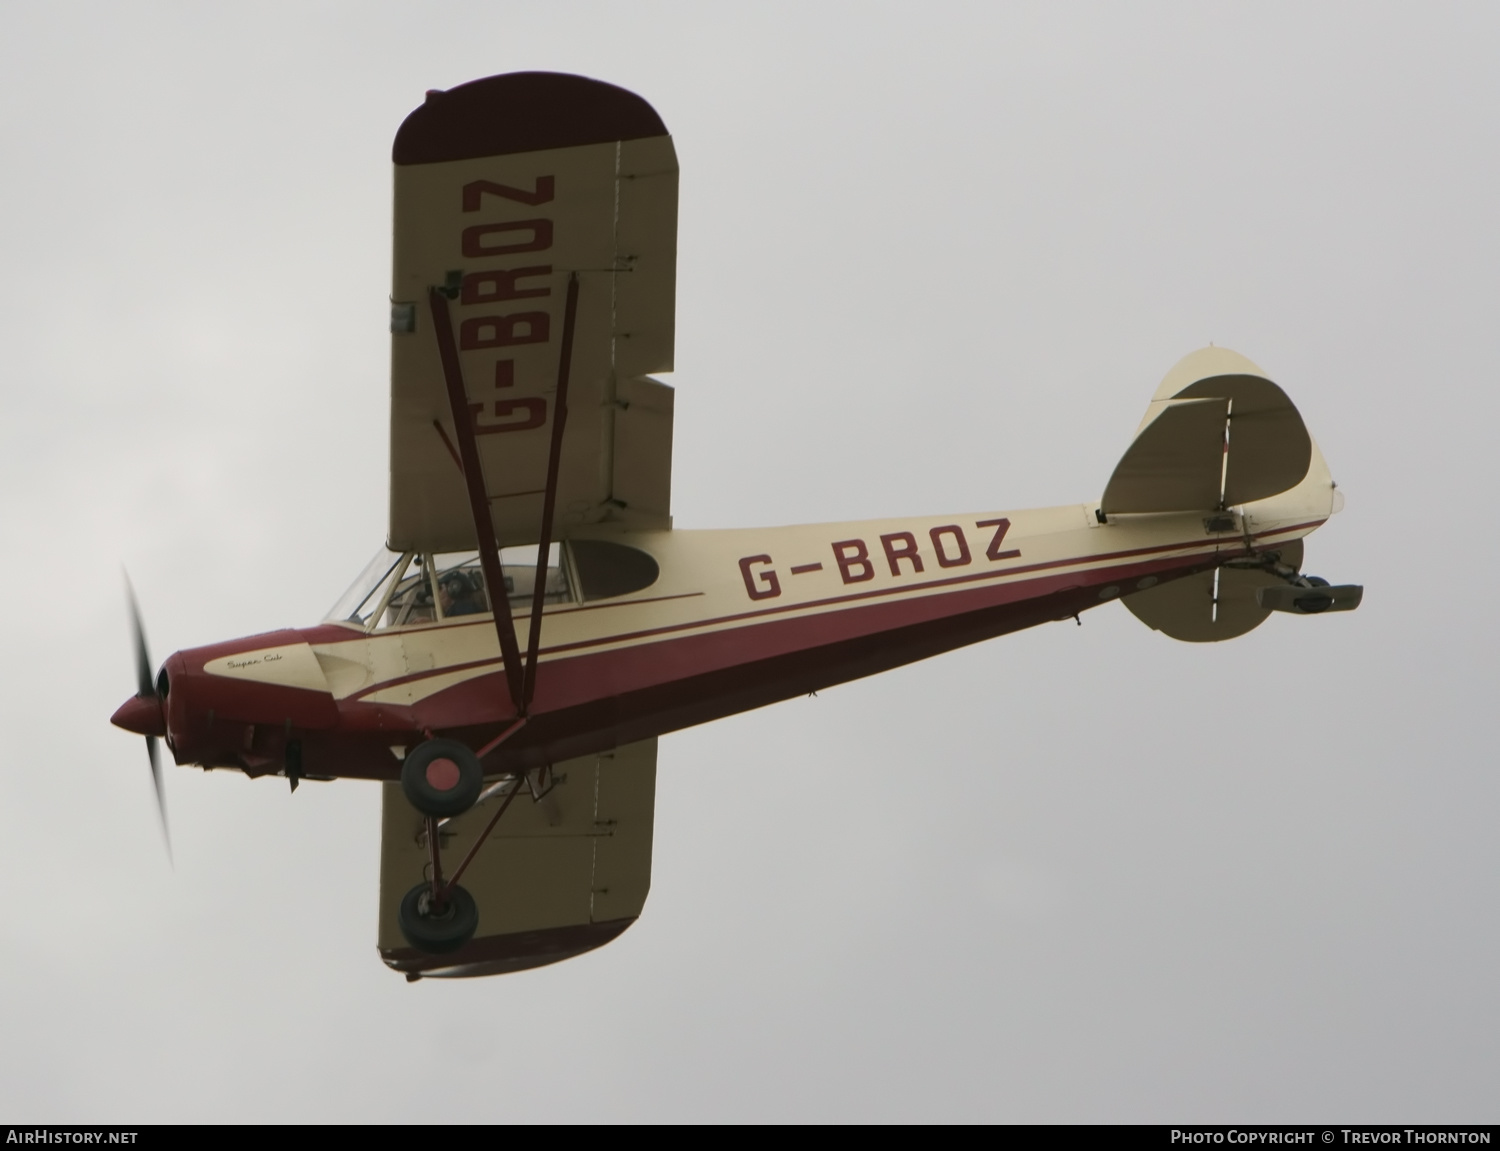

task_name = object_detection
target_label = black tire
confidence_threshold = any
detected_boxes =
[401,738,483,817]
[1305,576,1331,588]
[398,882,479,954]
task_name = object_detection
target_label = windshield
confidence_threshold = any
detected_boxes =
[324,548,405,625]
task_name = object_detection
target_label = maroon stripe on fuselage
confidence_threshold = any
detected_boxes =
[217,524,1316,782]
[528,523,1307,660]
[345,519,1321,702]
[293,547,1207,781]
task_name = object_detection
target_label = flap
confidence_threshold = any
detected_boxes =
[388,73,678,552]
[378,737,658,978]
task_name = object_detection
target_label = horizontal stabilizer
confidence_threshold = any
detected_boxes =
[1122,540,1303,643]
[1102,348,1312,515]
[1101,396,1229,514]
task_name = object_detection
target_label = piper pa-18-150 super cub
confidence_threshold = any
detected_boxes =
[110,72,1363,981]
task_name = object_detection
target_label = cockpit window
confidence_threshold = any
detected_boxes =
[492,544,572,607]
[570,539,660,600]
[329,545,576,631]
[327,541,659,631]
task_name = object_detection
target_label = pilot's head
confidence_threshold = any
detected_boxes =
[440,574,468,607]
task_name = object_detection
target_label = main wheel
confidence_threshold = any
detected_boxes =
[398,882,479,954]
[401,738,483,817]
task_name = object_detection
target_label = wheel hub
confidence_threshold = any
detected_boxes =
[425,757,461,791]
[416,890,455,921]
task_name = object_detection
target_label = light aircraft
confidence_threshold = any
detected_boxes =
[111,72,1362,981]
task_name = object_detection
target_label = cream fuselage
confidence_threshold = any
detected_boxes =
[158,491,1325,784]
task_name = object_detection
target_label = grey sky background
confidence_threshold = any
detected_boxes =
[1,0,1496,1122]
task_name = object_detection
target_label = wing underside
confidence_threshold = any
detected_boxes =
[379,738,658,978]
[389,73,678,553]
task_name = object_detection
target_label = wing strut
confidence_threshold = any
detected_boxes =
[428,288,525,713]
[428,273,582,717]
[522,272,580,709]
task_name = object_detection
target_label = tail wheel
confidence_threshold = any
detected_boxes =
[401,738,483,817]
[398,882,479,954]
[1294,591,1334,613]
[1294,575,1334,613]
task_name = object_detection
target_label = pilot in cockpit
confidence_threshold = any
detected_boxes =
[440,571,485,617]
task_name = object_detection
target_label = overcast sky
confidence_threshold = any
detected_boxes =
[1,1,1496,1123]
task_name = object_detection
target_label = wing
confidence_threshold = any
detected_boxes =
[389,73,678,552]
[378,739,658,979]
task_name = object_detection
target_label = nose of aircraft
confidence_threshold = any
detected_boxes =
[111,693,166,737]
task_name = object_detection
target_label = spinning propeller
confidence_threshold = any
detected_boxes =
[110,577,171,861]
